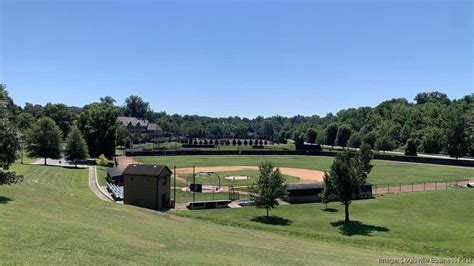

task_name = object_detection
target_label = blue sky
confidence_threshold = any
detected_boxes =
[1,0,472,118]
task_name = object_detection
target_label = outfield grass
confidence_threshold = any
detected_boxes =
[136,155,474,184]
[173,189,474,258]
[0,164,425,264]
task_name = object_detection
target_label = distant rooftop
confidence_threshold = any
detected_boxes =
[122,164,172,177]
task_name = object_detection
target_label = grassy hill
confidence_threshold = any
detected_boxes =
[0,164,422,264]
[136,155,474,184]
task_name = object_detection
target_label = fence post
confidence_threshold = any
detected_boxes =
[424,182,425,191]
[412,182,414,192]
[388,183,390,193]
[446,180,448,190]
[435,182,437,191]
[400,183,402,193]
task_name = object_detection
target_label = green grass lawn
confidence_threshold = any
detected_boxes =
[96,166,109,187]
[173,189,474,258]
[1,163,426,264]
[136,155,474,184]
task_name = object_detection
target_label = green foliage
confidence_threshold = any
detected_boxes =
[325,123,338,147]
[64,126,89,166]
[405,138,418,156]
[415,91,450,105]
[248,161,288,217]
[335,125,352,147]
[0,118,23,185]
[26,117,62,165]
[41,103,75,138]
[421,127,443,153]
[96,154,109,166]
[374,136,395,152]
[78,102,119,158]
[324,149,373,223]
[444,107,468,159]
[124,95,150,119]
[116,123,132,148]
[306,128,317,144]
[347,132,362,148]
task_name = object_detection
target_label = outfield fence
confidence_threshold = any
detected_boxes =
[373,179,473,195]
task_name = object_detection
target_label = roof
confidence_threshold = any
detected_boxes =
[107,167,123,178]
[118,116,149,127]
[287,183,325,191]
[122,164,172,177]
[147,123,161,131]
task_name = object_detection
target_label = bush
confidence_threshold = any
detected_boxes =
[232,139,237,146]
[96,154,109,166]
[405,138,418,156]
[244,139,248,145]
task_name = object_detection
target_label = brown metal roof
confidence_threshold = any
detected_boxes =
[122,164,172,177]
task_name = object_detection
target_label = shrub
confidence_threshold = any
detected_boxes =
[96,154,109,166]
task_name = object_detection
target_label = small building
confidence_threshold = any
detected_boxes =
[285,183,373,204]
[123,164,172,211]
[107,167,124,186]
[285,183,325,203]
[117,116,162,142]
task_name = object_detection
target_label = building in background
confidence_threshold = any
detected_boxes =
[117,116,161,142]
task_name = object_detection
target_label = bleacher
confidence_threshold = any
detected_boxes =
[106,183,124,201]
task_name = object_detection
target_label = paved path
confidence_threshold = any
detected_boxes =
[88,166,114,202]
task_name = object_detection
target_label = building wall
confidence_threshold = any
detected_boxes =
[123,174,171,210]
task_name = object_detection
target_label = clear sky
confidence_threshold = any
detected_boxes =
[1,0,472,118]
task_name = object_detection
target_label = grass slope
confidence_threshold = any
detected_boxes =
[0,164,421,264]
[136,155,474,184]
[174,189,474,258]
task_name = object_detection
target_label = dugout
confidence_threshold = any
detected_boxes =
[107,167,124,186]
[285,183,373,203]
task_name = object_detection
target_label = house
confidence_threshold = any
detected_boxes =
[123,164,172,211]
[117,116,162,141]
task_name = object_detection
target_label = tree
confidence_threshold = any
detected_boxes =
[421,127,443,154]
[261,121,274,140]
[0,118,23,185]
[116,123,132,148]
[325,124,338,148]
[78,101,119,158]
[320,172,334,210]
[363,131,376,148]
[374,136,395,153]
[335,125,352,147]
[405,138,418,156]
[415,91,450,105]
[306,128,317,144]
[444,107,468,159]
[323,149,373,223]
[248,161,288,217]
[347,132,362,149]
[124,95,150,118]
[41,103,75,138]
[15,112,34,130]
[26,117,62,165]
[64,126,89,167]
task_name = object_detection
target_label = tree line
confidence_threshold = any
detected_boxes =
[2,84,474,159]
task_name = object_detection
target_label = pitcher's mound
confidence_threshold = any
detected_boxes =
[225,176,249,181]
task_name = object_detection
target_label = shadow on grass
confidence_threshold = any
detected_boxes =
[322,208,338,212]
[0,196,12,204]
[331,220,389,236]
[251,216,292,226]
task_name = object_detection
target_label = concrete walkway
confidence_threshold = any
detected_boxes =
[88,166,114,202]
